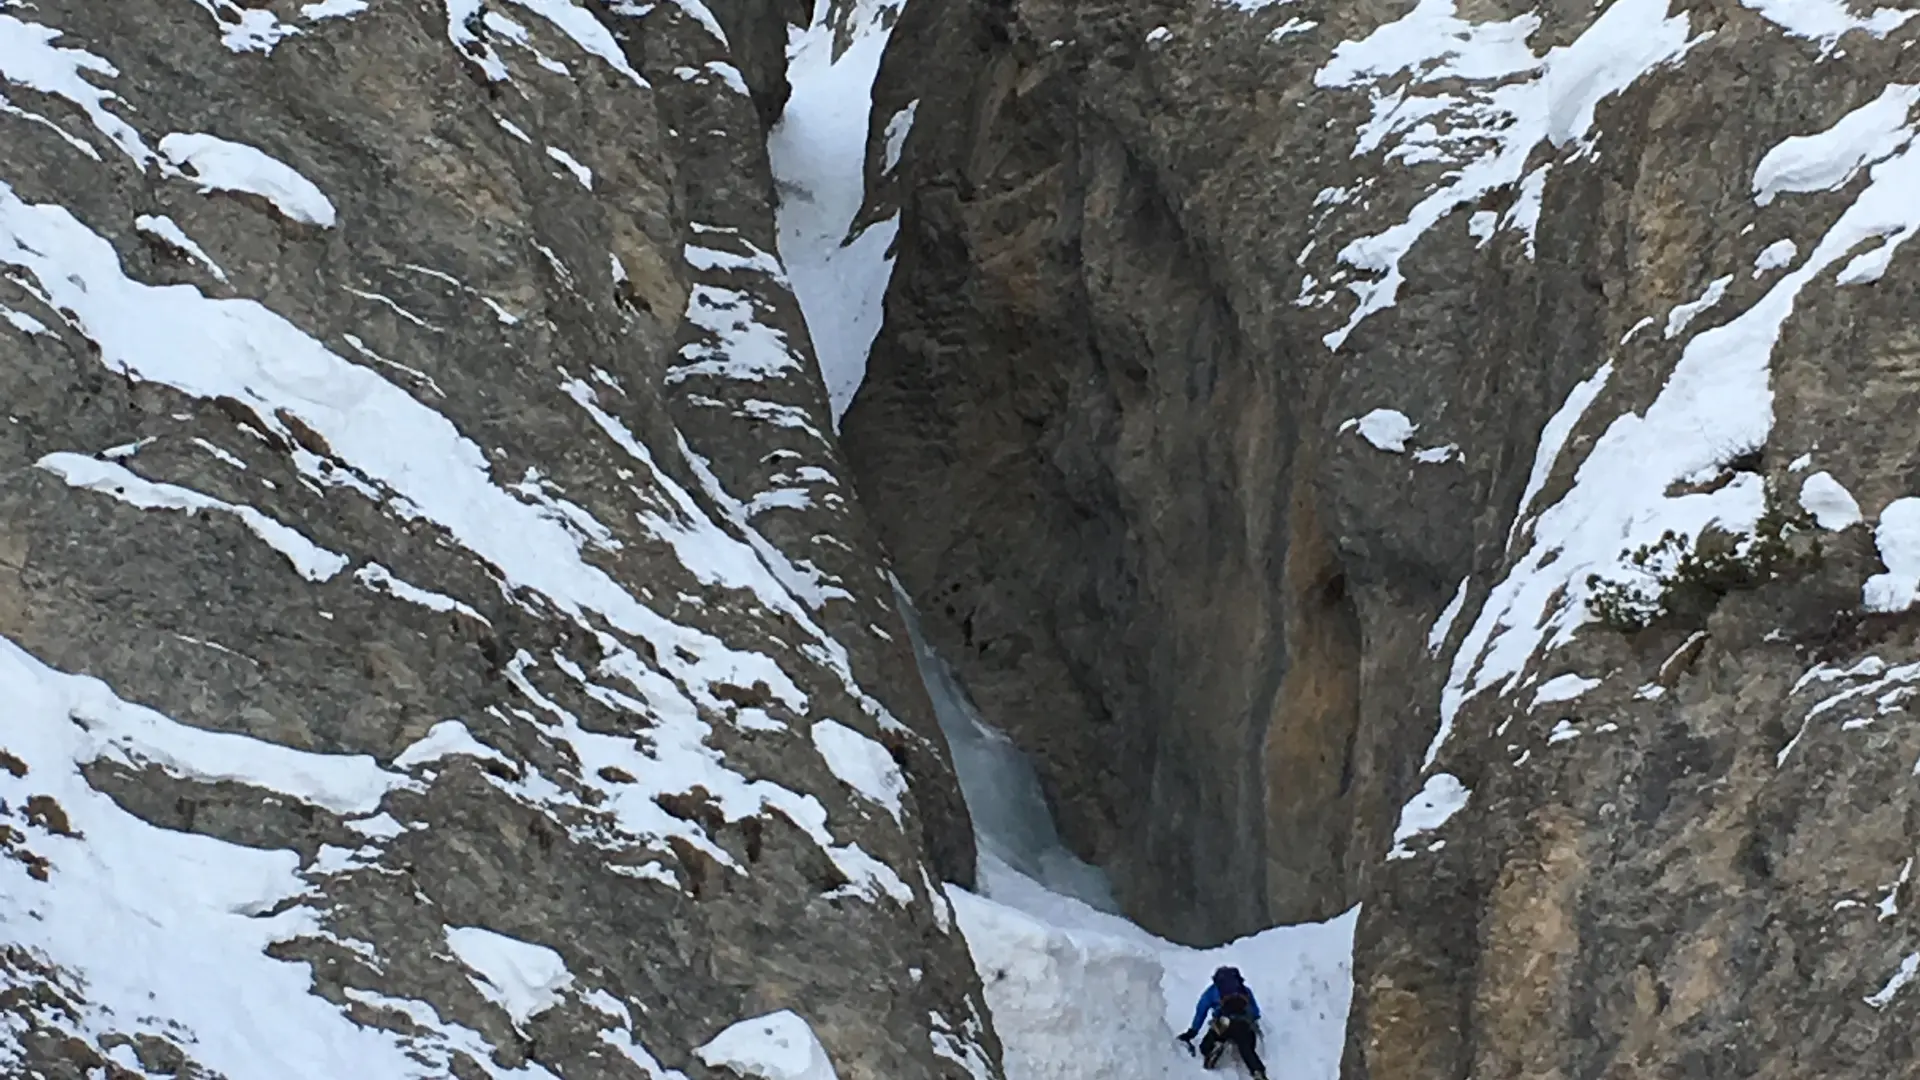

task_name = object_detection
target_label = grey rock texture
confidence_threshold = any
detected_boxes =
[0,2,990,1078]
[845,0,1397,945]
[849,0,1920,1074]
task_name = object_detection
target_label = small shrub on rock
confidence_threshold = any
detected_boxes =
[1586,495,1819,633]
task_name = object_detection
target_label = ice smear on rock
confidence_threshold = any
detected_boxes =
[895,582,1116,912]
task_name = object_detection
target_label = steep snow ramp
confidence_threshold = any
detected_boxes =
[768,0,905,426]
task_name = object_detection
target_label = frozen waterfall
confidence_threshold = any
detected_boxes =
[892,581,1119,912]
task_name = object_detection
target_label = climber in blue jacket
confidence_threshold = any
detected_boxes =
[1176,966,1266,1080]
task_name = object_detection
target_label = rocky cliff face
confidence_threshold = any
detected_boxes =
[0,2,995,1078]
[849,0,1920,1075]
[11,0,1920,1076]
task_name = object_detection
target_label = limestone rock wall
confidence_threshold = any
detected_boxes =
[0,2,991,1078]
[849,0,1920,1074]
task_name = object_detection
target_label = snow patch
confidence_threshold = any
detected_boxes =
[1270,17,1318,41]
[767,0,905,426]
[1506,360,1613,556]
[1387,773,1469,859]
[0,12,152,164]
[189,0,300,53]
[1866,953,1919,1008]
[135,214,228,281]
[1427,578,1470,655]
[686,235,788,280]
[1435,89,1920,763]
[1339,407,1416,452]
[394,720,515,773]
[546,145,594,188]
[697,1010,839,1080]
[354,563,489,622]
[882,101,918,173]
[2,302,49,336]
[444,926,575,1026]
[1878,858,1912,921]
[810,719,907,823]
[1798,470,1861,530]
[507,0,648,85]
[0,636,503,1078]
[1754,238,1798,274]
[443,0,649,86]
[1531,672,1600,707]
[672,285,805,384]
[1865,498,1920,612]
[1738,0,1915,49]
[1752,85,1919,207]
[1664,274,1733,339]
[37,453,349,582]
[1778,655,1920,764]
[302,0,371,20]
[951,861,1356,1080]
[1313,0,1695,348]
[0,179,809,712]
[159,133,338,228]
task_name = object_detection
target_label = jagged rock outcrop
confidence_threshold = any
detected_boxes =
[850,0,1920,1075]
[0,2,994,1078]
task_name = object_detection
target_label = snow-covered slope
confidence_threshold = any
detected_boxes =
[768,0,906,428]
[951,859,1356,1080]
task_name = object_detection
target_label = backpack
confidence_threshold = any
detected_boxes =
[1213,968,1251,1018]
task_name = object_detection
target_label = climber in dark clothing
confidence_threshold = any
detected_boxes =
[1177,966,1267,1080]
